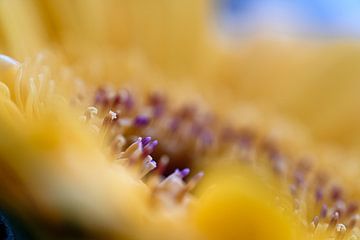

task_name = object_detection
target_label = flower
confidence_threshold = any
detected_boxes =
[0,1,360,240]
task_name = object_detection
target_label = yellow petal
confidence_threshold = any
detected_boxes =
[192,165,305,240]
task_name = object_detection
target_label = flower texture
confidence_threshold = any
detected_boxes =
[0,1,360,240]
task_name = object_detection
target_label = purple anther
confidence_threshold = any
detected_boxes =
[142,140,158,156]
[136,137,143,148]
[141,136,152,146]
[331,185,343,201]
[119,89,134,110]
[151,140,158,148]
[180,168,190,178]
[134,115,150,127]
[124,96,134,110]
[315,186,324,202]
[320,204,328,219]
[146,140,158,152]
[169,118,180,132]
[148,93,166,117]
[154,106,165,117]
[174,169,181,176]
[201,131,213,147]
[112,93,122,106]
[143,140,158,150]
[94,88,109,106]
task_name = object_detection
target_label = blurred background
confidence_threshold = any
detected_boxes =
[218,0,360,38]
[213,0,360,153]
[1,0,360,155]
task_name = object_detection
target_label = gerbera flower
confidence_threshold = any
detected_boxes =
[0,1,360,240]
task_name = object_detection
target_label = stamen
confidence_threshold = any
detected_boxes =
[156,156,169,176]
[347,203,359,216]
[94,87,109,106]
[139,156,157,178]
[349,235,358,240]
[170,171,205,204]
[90,87,359,236]
[315,186,324,203]
[331,185,343,201]
[101,110,118,141]
[335,200,347,218]
[348,214,359,230]
[148,92,166,117]
[142,140,158,157]
[84,106,98,121]
[119,89,133,110]
[186,171,204,191]
[120,137,143,159]
[111,135,126,153]
[169,118,180,132]
[311,216,319,229]
[320,204,328,219]
[109,110,117,121]
[112,92,122,107]
[134,115,150,127]
[293,170,305,187]
[141,136,152,147]
[328,211,340,230]
[200,131,213,147]
[180,168,190,178]
[103,110,118,126]
[0,54,19,69]
[335,223,346,240]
